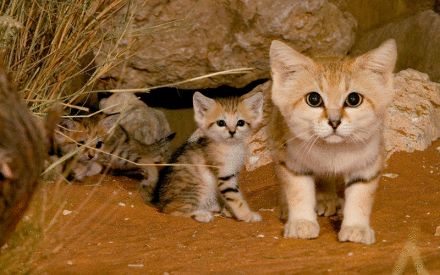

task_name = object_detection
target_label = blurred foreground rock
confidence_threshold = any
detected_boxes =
[353,10,440,82]
[96,0,355,89]
[245,69,440,171]
[0,68,47,246]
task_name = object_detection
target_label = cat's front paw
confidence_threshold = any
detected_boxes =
[338,225,375,244]
[315,194,340,217]
[240,211,262,222]
[191,210,214,223]
[284,219,319,239]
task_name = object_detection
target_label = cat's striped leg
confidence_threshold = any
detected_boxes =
[276,162,319,239]
[339,173,379,245]
[217,173,261,222]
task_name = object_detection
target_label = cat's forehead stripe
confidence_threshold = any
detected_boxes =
[216,97,241,113]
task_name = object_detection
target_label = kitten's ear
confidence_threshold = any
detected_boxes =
[355,39,397,77]
[193,92,215,125]
[270,40,313,82]
[243,92,264,125]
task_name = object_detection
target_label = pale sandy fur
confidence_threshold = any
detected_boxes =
[269,39,397,244]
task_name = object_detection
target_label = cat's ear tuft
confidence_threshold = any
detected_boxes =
[243,92,264,125]
[356,39,397,76]
[270,40,313,81]
[193,92,215,125]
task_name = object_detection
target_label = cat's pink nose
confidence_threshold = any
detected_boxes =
[328,119,341,130]
[229,130,236,137]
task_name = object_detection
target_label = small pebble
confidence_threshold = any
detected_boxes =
[435,226,440,237]
[118,202,126,207]
[273,236,279,240]
[124,217,129,221]
[62,210,72,216]
[259,208,275,212]
[131,204,135,208]
[405,215,410,218]
[128,264,144,268]
[128,192,133,195]
[67,260,73,265]
[382,173,399,179]
[257,234,265,238]
[382,240,387,243]
[347,252,353,257]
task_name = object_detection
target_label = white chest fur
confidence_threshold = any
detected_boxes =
[210,142,245,176]
[287,135,381,175]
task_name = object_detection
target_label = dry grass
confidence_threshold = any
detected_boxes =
[0,0,133,114]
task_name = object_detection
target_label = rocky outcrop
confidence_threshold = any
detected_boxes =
[96,0,356,90]
[385,69,440,155]
[352,10,440,82]
[245,69,440,171]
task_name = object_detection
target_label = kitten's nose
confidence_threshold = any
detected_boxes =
[328,119,341,130]
[228,130,236,137]
[87,151,95,159]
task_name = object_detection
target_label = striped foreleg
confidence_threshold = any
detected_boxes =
[217,174,261,222]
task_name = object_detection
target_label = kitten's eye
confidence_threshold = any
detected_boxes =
[96,141,103,149]
[216,120,226,127]
[305,92,323,107]
[236,120,245,127]
[345,92,363,107]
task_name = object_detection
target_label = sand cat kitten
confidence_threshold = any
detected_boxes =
[53,118,103,180]
[153,92,263,223]
[269,39,397,244]
[54,93,174,185]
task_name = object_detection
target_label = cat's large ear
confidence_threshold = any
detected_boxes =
[269,40,313,83]
[242,92,264,126]
[355,39,397,78]
[193,92,215,125]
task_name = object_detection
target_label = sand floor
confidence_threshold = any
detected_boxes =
[4,140,439,274]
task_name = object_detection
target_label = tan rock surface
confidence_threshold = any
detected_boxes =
[331,0,434,33]
[352,10,440,82]
[245,69,440,170]
[96,0,355,90]
[385,69,440,155]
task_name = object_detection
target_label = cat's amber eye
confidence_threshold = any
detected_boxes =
[305,92,323,107]
[345,92,363,107]
[236,120,245,127]
[216,120,226,127]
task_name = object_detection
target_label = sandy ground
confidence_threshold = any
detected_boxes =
[13,140,440,273]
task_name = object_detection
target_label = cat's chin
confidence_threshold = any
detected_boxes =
[323,134,344,144]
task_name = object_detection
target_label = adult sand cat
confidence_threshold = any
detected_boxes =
[269,39,397,244]
[154,92,263,223]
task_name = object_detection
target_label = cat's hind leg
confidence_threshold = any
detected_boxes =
[315,177,340,217]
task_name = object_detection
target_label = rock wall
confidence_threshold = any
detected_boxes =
[96,0,356,90]
[352,10,440,82]
[331,0,434,33]
[245,69,440,171]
